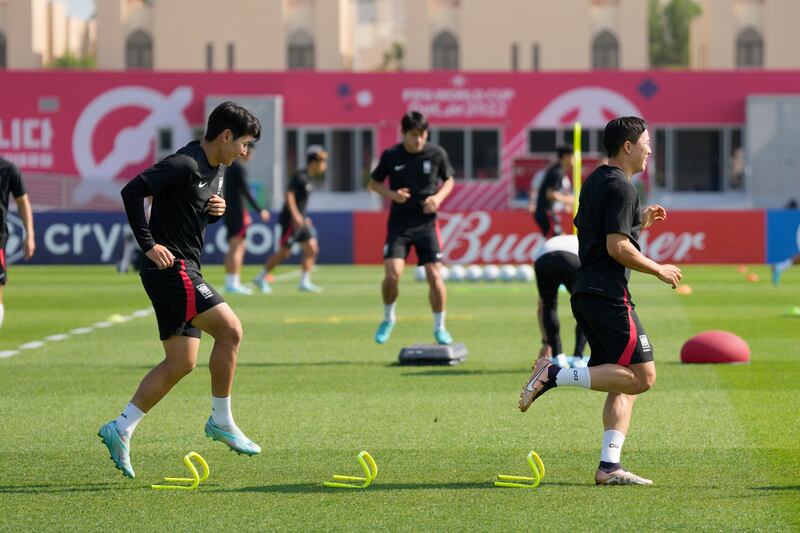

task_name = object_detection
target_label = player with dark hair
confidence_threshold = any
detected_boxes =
[533,234,587,369]
[223,146,270,295]
[534,145,574,238]
[519,116,682,486]
[99,101,263,478]
[0,156,35,328]
[368,111,455,345]
[253,145,327,293]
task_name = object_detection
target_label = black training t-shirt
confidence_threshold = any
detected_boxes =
[370,142,454,229]
[224,160,262,216]
[280,169,312,226]
[0,157,26,248]
[138,141,225,269]
[572,165,642,301]
[535,162,564,216]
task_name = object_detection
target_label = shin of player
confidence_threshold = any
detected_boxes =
[368,111,455,346]
[99,102,263,479]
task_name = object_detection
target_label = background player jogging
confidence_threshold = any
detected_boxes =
[533,234,587,369]
[518,116,682,486]
[99,102,263,478]
[253,145,327,294]
[368,111,455,346]
[0,156,35,329]
[223,145,270,295]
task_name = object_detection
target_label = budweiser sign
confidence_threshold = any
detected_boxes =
[353,210,765,265]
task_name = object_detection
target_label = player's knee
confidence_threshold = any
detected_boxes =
[167,357,196,377]
[385,271,401,285]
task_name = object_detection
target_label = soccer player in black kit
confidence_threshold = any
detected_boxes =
[0,156,35,329]
[519,117,682,486]
[99,102,263,478]
[223,146,270,295]
[368,111,455,345]
[253,145,327,293]
[533,145,574,238]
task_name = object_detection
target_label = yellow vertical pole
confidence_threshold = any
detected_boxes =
[573,122,582,235]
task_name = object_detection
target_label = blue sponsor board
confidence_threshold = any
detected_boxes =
[766,210,800,263]
[6,211,353,265]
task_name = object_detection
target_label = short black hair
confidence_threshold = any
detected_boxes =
[556,145,573,159]
[401,111,428,133]
[603,116,647,157]
[204,101,262,142]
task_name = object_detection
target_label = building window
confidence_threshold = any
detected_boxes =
[430,128,500,180]
[592,30,618,69]
[0,32,6,69]
[125,30,153,69]
[288,30,315,70]
[206,43,213,70]
[285,127,375,191]
[736,27,763,68]
[531,43,540,71]
[653,127,743,192]
[227,43,235,71]
[511,43,519,71]
[432,31,458,70]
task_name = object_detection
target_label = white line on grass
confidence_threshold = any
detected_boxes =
[0,308,154,360]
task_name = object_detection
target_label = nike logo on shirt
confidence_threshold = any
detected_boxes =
[394,165,405,171]
[198,181,207,188]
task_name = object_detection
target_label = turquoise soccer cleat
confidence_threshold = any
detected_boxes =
[434,328,453,345]
[298,280,323,293]
[98,421,135,478]
[252,277,273,294]
[374,320,395,344]
[204,417,261,456]
[224,284,253,295]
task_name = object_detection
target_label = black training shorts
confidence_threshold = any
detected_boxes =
[383,223,443,266]
[279,219,314,248]
[140,260,225,341]
[534,251,579,303]
[570,292,653,367]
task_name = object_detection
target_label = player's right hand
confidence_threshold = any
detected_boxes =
[146,244,175,270]
[657,264,682,288]
[393,188,411,204]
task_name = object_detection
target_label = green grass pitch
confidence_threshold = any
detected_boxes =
[0,264,798,531]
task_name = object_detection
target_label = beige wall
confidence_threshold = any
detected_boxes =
[691,0,800,69]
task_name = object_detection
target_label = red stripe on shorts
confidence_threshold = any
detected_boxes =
[618,289,637,366]
[237,212,248,239]
[179,260,197,321]
[280,223,293,247]
[0,248,5,269]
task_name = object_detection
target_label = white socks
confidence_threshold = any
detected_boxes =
[211,396,235,428]
[300,271,311,285]
[0,303,4,328]
[225,273,240,287]
[600,430,626,464]
[115,403,145,439]
[384,303,396,323]
[555,367,591,388]
[433,311,445,331]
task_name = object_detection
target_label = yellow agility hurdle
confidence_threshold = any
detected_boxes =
[494,450,545,488]
[151,451,210,491]
[323,450,378,489]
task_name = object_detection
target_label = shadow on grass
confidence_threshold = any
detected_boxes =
[399,368,523,377]
[0,482,138,494]
[215,480,587,494]
[123,361,386,370]
[751,485,800,492]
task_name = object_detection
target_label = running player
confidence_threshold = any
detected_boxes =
[533,234,587,369]
[223,146,270,295]
[534,145,574,238]
[519,117,682,486]
[253,145,326,294]
[99,102,262,478]
[368,111,455,345]
[0,156,35,328]
[771,252,799,286]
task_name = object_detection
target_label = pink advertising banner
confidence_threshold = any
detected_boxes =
[1,70,799,210]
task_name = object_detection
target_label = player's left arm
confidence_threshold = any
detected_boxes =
[641,204,667,229]
[13,193,35,260]
[422,177,454,214]
[205,194,226,223]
